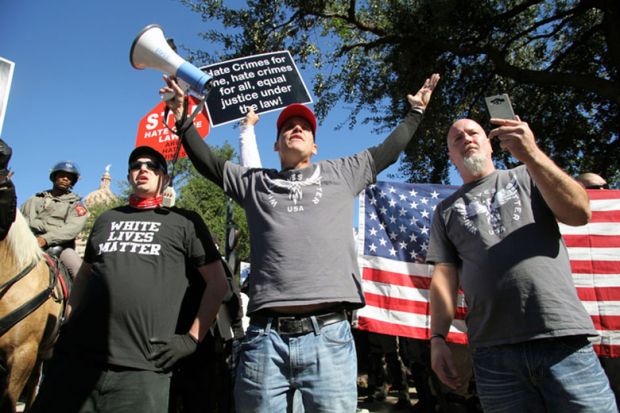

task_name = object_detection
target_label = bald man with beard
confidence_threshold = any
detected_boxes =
[427,117,617,412]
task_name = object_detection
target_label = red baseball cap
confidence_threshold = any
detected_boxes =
[276,103,317,138]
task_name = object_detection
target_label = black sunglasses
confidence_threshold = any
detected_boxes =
[585,184,608,189]
[129,160,164,172]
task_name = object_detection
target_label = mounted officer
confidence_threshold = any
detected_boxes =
[21,160,88,278]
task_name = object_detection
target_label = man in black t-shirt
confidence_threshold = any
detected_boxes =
[32,146,229,413]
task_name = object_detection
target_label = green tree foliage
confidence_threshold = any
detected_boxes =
[174,146,250,262]
[181,0,618,184]
[80,186,128,239]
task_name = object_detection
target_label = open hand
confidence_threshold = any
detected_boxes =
[407,73,441,111]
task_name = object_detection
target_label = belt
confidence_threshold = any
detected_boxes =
[250,311,347,336]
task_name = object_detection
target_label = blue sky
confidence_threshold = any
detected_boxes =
[1,0,453,206]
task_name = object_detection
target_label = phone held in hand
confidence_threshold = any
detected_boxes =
[485,94,516,120]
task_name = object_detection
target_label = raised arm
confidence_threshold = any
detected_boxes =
[368,74,440,172]
[488,117,591,226]
[239,106,262,168]
[160,76,226,188]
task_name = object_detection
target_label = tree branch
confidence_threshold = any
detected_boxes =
[493,0,543,22]
[488,48,620,104]
[546,23,601,71]
[303,1,387,37]
[503,4,585,50]
[336,35,402,56]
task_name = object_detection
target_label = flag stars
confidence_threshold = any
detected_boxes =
[365,183,447,265]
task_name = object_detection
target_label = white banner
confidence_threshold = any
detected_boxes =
[0,57,15,136]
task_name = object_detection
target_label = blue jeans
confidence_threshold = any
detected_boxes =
[234,318,357,413]
[473,336,617,413]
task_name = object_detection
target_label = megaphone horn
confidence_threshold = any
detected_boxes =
[130,24,212,94]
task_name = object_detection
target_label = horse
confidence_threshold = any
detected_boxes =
[0,209,66,413]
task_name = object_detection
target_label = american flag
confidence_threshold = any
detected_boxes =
[355,181,620,356]
[560,189,620,357]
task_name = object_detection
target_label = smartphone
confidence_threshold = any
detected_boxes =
[485,94,516,120]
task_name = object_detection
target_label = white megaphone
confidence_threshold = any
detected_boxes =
[130,24,212,95]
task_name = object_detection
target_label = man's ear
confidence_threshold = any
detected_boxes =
[311,143,317,155]
[274,140,280,152]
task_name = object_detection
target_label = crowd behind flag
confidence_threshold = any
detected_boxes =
[355,181,620,356]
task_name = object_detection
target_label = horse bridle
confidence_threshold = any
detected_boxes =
[0,258,57,337]
[0,259,38,291]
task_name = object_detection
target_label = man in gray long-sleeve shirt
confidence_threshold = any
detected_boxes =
[161,73,439,413]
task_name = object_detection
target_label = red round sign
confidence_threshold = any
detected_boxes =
[135,96,210,160]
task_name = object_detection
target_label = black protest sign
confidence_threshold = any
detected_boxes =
[200,51,312,127]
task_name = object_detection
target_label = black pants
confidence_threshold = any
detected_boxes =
[366,332,408,393]
[32,354,170,413]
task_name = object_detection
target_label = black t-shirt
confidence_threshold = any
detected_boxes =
[57,206,220,371]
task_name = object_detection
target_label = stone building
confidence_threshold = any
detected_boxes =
[83,164,118,207]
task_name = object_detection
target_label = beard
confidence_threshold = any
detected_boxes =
[462,152,488,176]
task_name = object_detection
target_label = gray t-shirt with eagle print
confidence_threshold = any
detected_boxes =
[224,151,375,314]
[426,165,595,348]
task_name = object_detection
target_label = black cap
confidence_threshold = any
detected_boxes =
[128,146,168,174]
